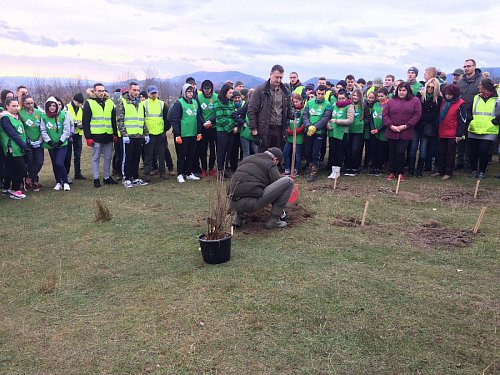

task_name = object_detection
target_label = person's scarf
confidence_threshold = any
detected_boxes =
[46,109,57,118]
[439,98,458,124]
[336,98,352,108]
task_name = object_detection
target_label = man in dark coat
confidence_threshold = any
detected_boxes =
[229,148,293,229]
[247,65,292,152]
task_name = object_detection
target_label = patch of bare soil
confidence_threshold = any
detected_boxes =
[432,187,499,206]
[331,215,371,227]
[408,220,476,249]
[239,203,314,234]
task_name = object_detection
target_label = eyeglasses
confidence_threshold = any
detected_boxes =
[463,65,473,68]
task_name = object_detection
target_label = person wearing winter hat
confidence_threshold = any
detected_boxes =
[234,81,244,91]
[467,78,500,179]
[40,96,72,191]
[407,66,422,95]
[229,147,293,229]
[452,68,464,84]
[171,83,203,183]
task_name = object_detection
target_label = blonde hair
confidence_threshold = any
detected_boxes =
[422,78,442,103]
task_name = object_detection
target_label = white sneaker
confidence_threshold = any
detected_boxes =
[327,167,336,179]
[124,180,133,188]
[63,183,71,191]
[54,183,62,191]
[186,173,200,181]
[177,174,185,183]
[133,178,148,186]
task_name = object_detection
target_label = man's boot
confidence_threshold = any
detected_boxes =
[416,158,424,178]
[265,215,287,229]
[407,157,416,177]
[307,164,317,183]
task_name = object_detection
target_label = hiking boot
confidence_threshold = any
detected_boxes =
[307,164,318,183]
[232,212,245,227]
[103,177,118,185]
[94,179,101,188]
[74,174,87,180]
[265,217,288,229]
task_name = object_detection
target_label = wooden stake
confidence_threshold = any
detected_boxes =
[361,200,369,226]
[333,176,338,190]
[230,225,234,236]
[473,207,487,234]
[395,174,402,195]
[474,179,480,198]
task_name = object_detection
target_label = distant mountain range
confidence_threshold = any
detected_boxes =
[1,68,499,91]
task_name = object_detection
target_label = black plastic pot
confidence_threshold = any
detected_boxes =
[198,233,232,264]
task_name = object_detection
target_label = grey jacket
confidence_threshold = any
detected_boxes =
[458,68,483,117]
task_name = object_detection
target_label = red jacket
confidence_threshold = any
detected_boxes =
[438,98,466,139]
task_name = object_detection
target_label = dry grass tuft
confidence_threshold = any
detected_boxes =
[37,273,57,294]
[95,198,112,222]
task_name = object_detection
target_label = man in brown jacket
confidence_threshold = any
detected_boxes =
[248,65,292,152]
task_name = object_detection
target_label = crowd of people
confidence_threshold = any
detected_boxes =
[0,58,499,200]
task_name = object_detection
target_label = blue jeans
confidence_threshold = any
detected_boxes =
[283,141,302,172]
[409,127,429,160]
[49,146,69,183]
[240,137,258,159]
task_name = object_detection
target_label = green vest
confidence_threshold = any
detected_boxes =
[67,103,83,135]
[142,98,164,135]
[349,103,364,134]
[0,114,26,157]
[410,81,422,95]
[329,105,349,139]
[179,98,198,137]
[329,95,337,106]
[286,109,304,145]
[42,111,67,149]
[371,102,387,141]
[121,98,144,135]
[88,99,114,135]
[306,99,332,135]
[240,113,253,140]
[19,108,42,141]
[468,95,498,135]
[198,92,217,121]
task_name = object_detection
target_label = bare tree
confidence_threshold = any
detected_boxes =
[143,66,159,89]
[114,70,137,87]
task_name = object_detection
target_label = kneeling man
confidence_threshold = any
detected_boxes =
[229,147,293,229]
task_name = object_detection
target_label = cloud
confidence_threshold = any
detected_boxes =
[0,20,59,47]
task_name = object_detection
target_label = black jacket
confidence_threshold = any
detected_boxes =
[82,98,117,143]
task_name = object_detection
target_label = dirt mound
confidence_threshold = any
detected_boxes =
[408,220,476,249]
[239,203,314,234]
[331,215,368,227]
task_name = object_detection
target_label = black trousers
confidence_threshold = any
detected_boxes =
[437,138,457,176]
[469,138,493,174]
[72,134,83,176]
[113,138,123,176]
[388,139,409,175]
[143,134,165,174]
[345,133,364,171]
[216,131,236,172]
[199,127,217,171]
[3,153,26,191]
[330,134,348,167]
[228,133,240,172]
[123,138,143,180]
[175,136,197,176]
[258,126,283,152]
[370,136,388,171]
[64,139,73,175]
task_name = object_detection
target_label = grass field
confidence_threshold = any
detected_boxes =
[1,148,499,374]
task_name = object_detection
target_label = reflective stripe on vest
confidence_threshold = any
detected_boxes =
[121,98,144,135]
[143,98,164,135]
[469,95,498,135]
[67,103,83,135]
[88,99,114,135]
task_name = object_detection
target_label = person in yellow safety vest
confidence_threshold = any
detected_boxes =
[66,93,86,180]
[116,81,149,189]
[142,86,170,182]
[467,78,500,179]
[82,83,118,188]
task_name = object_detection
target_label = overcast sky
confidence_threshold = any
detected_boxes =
[1,0,499,84]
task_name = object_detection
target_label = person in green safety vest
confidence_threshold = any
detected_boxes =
[198,80,218,177]
[369,88,389,176]
[19,94,44,191]
[0,98,28,199]
[0,89,14,187]
[467,78,500,179]
[40,96,72,191]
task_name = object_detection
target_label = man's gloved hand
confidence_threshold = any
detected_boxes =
[86,139,95,147]
[307,125,317,137]
[123,136,130,144]
[144,135,150,144]
[175,136,182,144]
[113,135,118,142]
[196,134,202,141]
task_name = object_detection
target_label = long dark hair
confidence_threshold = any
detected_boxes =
[217,83,232,103]
[395,82,415,101]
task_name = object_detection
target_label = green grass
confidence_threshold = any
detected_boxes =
[1,149,499,374]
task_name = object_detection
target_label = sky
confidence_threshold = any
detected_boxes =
[1,0,500,85]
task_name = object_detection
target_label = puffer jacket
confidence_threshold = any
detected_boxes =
[458,68,482,113]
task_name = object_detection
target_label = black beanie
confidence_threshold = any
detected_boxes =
[268,147,283,162]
